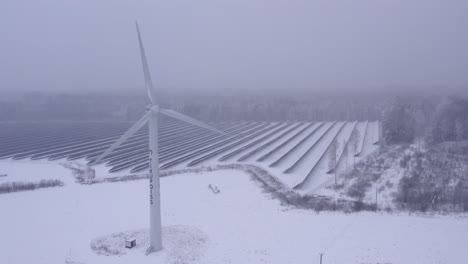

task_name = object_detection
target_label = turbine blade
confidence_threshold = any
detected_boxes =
[160,109,226,135]
[135,21,157,104]
[90,111,151,165]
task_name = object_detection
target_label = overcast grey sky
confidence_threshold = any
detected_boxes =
[1,0,467,95]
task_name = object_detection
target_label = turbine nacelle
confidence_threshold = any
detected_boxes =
[146,104,160,114]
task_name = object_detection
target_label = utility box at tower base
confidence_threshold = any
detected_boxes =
[125,239,136,249]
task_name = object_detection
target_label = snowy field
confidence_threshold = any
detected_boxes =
[1,161,468,264]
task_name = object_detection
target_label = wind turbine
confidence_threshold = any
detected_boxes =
[91,22,226,253]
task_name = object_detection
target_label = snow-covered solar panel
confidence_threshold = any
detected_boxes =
[0,120,380,193]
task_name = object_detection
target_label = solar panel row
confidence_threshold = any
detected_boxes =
[0,120,380,193]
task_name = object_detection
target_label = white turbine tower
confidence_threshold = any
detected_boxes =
[91,22,225,253]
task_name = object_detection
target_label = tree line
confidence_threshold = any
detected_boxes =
[382,96,468,145]
[1,92,387,122]
[381,95,468,211]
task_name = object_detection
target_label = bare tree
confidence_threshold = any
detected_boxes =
[349,128,361,168]
[455,118,465,141]
[413,108,427,150]
[328,139,340,184]
[342,139,348,173]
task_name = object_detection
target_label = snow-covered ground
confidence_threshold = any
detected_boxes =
[1,161,468,264]
[0,159,75,185]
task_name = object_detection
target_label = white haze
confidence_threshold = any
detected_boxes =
[1,0,467,95]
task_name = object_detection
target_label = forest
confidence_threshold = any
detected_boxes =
[378,96,468,211]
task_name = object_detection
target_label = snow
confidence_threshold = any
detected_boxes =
[1,161,468,264]
[90,226,208,263]
[293,122,345,190]
[335,122,364,177]
[269,122,327,169]
[297,122,358,193]
[363,166,404,209]
[333,121,358,173]
[258,122,319,164]
[355,121,369,155]
[283,123,334,172]
[92,161,134,179]
[238,123,306,162]
[310,121,383,197]
[216,123,290,162]
[160,122,271,170]
[0,159,75,185]
[360,121,380,157]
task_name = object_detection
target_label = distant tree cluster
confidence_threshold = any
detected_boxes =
[426,97,468,144]
[0,92,145,122]
[382,97,416,144]
[382,95,468,146]
[1,92,387,122]
[170,94,385,122]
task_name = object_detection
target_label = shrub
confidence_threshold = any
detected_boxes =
[347,178,372,199]
[399,154,411,168]
[385,180,394,189]
[61,162,95,184]
[394,144,468,212]
[0,180,64,194]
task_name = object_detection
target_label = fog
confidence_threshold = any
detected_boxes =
[1,0,467,95]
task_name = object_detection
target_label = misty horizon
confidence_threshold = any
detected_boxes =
[2,0,468,96]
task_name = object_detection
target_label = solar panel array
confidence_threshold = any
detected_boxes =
[0,120,380,193]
